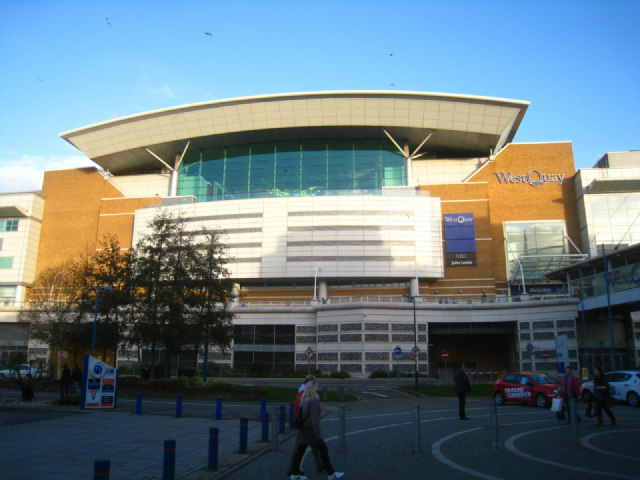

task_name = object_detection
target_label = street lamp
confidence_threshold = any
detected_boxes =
[91,286,112,357]
[313,267,322,301]
[403,293,418,388]
[48,271,69,304]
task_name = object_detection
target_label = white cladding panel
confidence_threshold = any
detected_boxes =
[133,195,444,279]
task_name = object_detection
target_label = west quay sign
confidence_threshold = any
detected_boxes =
[495,169,565,187]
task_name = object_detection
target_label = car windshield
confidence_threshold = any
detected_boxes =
[529,374,558,384]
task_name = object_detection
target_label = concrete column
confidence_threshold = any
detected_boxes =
[318,281,328,302]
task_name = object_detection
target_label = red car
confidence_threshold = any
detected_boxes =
[493,372,560,408]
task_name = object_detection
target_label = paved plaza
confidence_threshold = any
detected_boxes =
[1,391,639,480]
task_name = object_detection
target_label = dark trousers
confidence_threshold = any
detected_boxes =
[291,439,334,476]
[595,398,616,424]
[562,394,581,423]
[457,392,466,418]
[287,430,324,475]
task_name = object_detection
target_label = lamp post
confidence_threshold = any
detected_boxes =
[92,286,112,357]
[313,267,322,301]
[403,294,418,388]
[48,271,69,304]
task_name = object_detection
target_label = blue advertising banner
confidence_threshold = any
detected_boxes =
[444,213,477,266]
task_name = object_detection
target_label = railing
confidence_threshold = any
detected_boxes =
[231,293,569,307]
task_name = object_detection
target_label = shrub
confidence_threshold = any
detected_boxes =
[368,369,390,379]
[329,371,350,379]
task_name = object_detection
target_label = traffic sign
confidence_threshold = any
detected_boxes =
[543,351,549,359]
[411,346,421,358]
[393,346,402,356]
[304,347,315,359]
[441,350,449,359]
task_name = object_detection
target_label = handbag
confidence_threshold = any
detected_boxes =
[551,397,563,412]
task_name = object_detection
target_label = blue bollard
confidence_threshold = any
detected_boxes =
[289,402,294,427]
[215,397,222,420]
[261,412,269,442]
[163,439,176,480]
[260,398,266,420]
[208,427,218,470]
[135,393,142,415]
[279,405,285,434]
[239,417,248,453]
[176,394,182,418]
[93,458,110,479]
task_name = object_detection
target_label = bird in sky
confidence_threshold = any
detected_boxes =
[106,18,111,27]
[389,53,395,56]
[390,83,396,87]
[204,31,213,36]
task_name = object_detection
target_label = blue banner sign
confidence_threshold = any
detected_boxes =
[444,213,476,266]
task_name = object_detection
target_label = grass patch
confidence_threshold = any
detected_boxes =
[403,383,493,397]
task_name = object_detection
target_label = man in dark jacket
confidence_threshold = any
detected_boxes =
[454,363,471,420]
[60,364,72,398]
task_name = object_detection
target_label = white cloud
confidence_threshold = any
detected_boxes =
[0,153,95,193]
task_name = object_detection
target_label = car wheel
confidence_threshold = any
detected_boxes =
[494,392,505,406]
[535,393,548,408]
[582,389,592,403]
[627,391,640,407]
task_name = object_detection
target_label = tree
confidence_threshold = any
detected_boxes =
[129,211,234,378]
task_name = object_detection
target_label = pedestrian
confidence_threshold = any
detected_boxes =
[592,366,616,427]
[559,365,581,424]
[287,375,325,477]
[60,364,72,398]
[289,380,344,480]
[454,363,471,420]
[71,364,82,394]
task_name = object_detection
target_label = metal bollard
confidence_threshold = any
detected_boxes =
[261,412,270,442]
[208,427,218,470]
[279,405,286,434]
[340,385,344,401]
[271,406,279,451]
[215,397,222,420]
[570,398,581,447]
[289,402,294,427]
[260,398,267,420]
[93,458,110,479]
[323,385,328,400]
[176,394,182,418]
[338,405,346,453]
[239,417,248,453]
[489,402,500,450]
[412,404,421,453]
[135,392,142,415]
[162,440,176,480]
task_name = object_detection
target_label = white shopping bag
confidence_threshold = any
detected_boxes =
[551,397,563,412]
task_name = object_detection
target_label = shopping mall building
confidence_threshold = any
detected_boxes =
[1,91,639,377]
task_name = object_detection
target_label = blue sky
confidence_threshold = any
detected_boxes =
[1,0,638,192]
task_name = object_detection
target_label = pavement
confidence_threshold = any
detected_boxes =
[1,387,639,480]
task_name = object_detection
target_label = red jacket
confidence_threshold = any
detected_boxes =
[293,383,305,416]
[560,374,581,398]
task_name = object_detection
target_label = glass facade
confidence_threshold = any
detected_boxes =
[505,221,567,282]
[587,194,640,251]
[177,139,405,202]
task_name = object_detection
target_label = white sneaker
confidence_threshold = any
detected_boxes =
[328,473,345,480]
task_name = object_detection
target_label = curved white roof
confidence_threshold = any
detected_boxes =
[61,91,529,175]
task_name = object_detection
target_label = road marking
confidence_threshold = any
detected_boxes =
[362,391,389,398]
[504,425,639,479]
[432,428,505,480]
[581,428,640,461]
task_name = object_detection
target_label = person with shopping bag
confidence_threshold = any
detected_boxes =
[559,365,581,424]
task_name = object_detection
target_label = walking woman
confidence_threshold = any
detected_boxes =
[289,380,344,480]
[593,366,616,427]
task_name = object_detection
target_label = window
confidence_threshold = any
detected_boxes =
[0,220,18,232]
[0,257,13,269]
[0,285,16,304]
